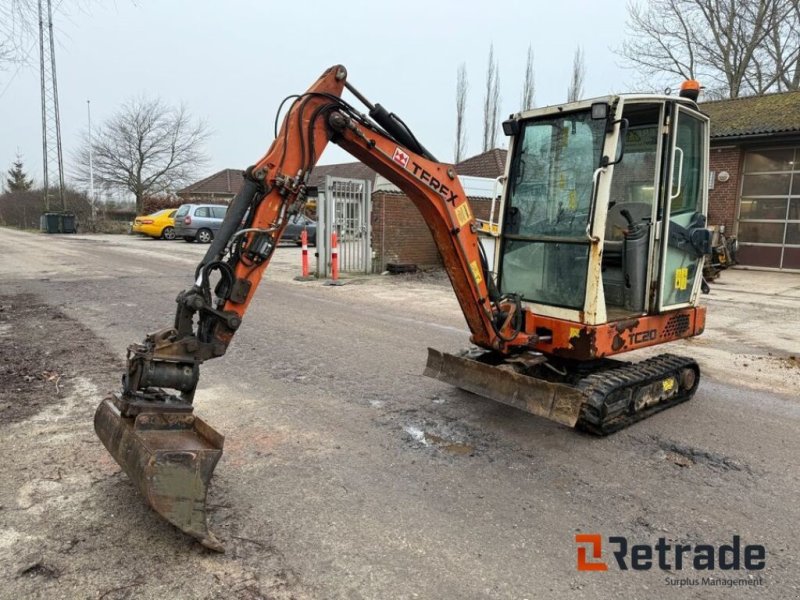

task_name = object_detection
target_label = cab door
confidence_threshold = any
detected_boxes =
[658,105,710,311]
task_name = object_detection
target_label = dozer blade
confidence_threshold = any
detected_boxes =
[94,398,225,551]
[424,348,585,428]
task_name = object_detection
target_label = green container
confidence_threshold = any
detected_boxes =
[61,213,76,233]
[39,212,77,234]
[40,212,62,233]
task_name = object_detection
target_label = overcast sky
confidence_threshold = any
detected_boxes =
[0,0,640,192]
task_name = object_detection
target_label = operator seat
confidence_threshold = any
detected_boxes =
[603,201,652,265]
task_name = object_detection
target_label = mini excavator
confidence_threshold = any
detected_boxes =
[95,66,711,550]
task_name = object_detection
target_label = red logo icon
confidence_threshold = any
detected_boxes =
[576,534,608,571]
[392,147,410,168]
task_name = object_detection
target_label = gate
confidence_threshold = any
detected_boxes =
[317,176,372,276]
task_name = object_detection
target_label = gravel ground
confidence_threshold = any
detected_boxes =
[0,229,799,599]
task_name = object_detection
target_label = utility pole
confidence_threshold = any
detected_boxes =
[87,99,96,222]
[38,0,66,211]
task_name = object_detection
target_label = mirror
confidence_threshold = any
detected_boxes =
[600,118,630,167]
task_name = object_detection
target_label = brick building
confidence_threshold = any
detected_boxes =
[701,91,800,270]
[371,176,497,270]
[369,149,504,270]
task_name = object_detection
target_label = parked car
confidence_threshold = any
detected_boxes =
[131,209,178,240]
[173,203,228,243]
[280,214,317,246]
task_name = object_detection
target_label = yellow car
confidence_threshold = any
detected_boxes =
[131,209,178,240]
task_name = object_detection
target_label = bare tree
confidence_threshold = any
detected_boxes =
[74,97,210,213]
[567,46,585,102]
[520,45,535,111]
[454,63,469,163]
[618,0,799,98]
[0,1,97,67]
[482,43,501,152]
[0,0,36,67]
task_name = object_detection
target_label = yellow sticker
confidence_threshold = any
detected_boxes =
[662,378,675,392]
[675,267,688,291]
[569,327,581,339]
[455,202,473,227]
[469,260,483,284]
[568,190,577,210]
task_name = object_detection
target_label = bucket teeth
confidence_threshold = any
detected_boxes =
[94,398,225,551]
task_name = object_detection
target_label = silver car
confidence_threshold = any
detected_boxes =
[173,204,228,243]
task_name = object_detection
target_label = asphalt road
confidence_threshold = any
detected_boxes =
[1,229,798,599]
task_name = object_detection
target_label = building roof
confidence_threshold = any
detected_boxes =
[307,162,376,188]
[700,90,800,140]
[178,163,378,198]
[177,168,245,197]
[455,148,507,179]
[179,150,513,200]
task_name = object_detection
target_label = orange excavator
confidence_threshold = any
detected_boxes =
[95,66,711,550]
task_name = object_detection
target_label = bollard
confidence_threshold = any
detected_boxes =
[323,231,344,286]
[301,229,309,277]
[331,231,339,281]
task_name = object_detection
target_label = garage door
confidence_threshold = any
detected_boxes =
[737,148,800,270]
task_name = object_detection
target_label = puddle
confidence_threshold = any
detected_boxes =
[402,425,475,456]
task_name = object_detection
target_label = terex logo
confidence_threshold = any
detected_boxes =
[392,147,409,168]
[575,534,766,572]
[410,161,458,204]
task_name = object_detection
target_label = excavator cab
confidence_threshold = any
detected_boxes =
[496,93,710,325]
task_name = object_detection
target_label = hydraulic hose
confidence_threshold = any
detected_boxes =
[199,175,262,269]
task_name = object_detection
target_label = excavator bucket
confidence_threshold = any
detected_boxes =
[94,398,225,551]
[424,348,585,428]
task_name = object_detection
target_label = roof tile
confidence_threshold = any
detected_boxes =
[455,148,507,179]
[177,168,245,196]
[700,90,800,139]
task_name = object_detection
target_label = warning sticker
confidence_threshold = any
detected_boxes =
[469,260,483,284]
[674,267,689,291]
[392,147,410,168]
[455,202,473,227]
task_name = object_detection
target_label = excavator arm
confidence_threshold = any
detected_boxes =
[119,65,532,414]
[95,65,530,550]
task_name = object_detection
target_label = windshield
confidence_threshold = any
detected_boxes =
[506,111,606,237]
[499,109,607,309]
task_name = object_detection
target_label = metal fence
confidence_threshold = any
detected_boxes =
[317,176,373,276]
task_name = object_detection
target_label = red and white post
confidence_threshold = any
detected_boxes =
[300,229,309,277]
[330,231,339,282]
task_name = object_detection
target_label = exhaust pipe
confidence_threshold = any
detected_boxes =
[94,398,225,551]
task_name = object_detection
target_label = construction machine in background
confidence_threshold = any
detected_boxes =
[94,66,711,550]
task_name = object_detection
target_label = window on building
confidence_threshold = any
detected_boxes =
[737,147,800,270]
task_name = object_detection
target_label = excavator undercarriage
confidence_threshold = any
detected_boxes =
[425,348,699,435]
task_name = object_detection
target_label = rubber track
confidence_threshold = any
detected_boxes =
[575,353,700,436]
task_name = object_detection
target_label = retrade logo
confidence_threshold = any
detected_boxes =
[575,534,766,572]
[576,534,608,571]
